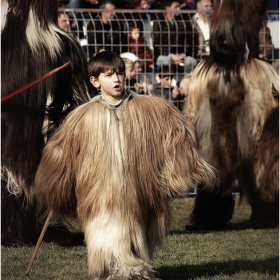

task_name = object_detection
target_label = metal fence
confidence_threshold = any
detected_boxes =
[61,8,279,110]
[61,8,278,196]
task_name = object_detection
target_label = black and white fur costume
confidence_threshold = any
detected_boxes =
[1,0,91,246]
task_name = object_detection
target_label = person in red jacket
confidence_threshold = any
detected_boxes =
[128,24,154,71]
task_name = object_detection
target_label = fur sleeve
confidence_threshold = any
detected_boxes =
[35,101,93,217]
[123,95,216,199]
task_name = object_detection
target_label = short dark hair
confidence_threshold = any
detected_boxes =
[99,0,115,9]
[164,0,183,8]
[158,65,173,78]
[128,22,143,33]
[88,51,125,78]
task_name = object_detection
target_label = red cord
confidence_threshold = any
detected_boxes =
[1,61,70,103]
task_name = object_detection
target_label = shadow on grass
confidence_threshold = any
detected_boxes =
[169,220,268,235]
[156,256,279,280]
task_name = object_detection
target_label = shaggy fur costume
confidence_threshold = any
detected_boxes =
[184,0,279,229]
[35,92,215,279]
[1,0,91,246]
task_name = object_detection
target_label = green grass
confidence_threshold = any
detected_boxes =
[1,197,279,280]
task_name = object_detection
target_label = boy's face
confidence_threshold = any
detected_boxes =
[160,76,172,87]
[90,70,126,104]
[131,28,140,41]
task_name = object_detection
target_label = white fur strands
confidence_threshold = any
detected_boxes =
[36,93,216,279]
[1,0,9,32]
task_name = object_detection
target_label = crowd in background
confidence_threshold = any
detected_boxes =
[57,0,278,110]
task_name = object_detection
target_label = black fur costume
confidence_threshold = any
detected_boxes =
[1,0,91,246]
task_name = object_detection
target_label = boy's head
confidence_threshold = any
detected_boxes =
[89,51,126,104]
[88,50,125,78]
[158,65,173,87]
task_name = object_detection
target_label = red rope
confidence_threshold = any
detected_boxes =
[1,61,70,103]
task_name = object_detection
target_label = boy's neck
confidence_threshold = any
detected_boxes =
[101,90,127,107]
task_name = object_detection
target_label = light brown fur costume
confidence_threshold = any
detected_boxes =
[183,0,279,230]
[36,91,215,279]
[185,60,279,229]
[185,59,278,192]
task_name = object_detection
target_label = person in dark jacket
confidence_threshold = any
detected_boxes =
[153,65,185,110]
[87,0,127,58]
[152,0,197,73]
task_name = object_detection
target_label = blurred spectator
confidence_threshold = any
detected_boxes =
[152,0,197,74]
[259,24,274,61]
[122,0,141,8]
[66,0,99,40]
[80,0,99,8]
[67,0,79,8]
[178,73,192,99]
[152,65,184,110]
[128,23,154,71]
[134,0,155,20]
[180,0,195,9]
[121,53,153,95]
[151,0,164,9]
[58,11,81,42]
[133,59,153,94]
[59,0,70,8]
[58,11,71,32]
[121,52,140,63]
[122,57,137,92]
[191,0,213,58]
[180,0,196,20]
[87,0,127,58]
[120,0,154,56]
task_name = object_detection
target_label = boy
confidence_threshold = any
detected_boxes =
[35,51,215,279]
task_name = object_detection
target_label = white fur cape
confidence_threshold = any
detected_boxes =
[36,91,215,279]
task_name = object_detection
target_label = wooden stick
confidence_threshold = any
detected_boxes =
[25,209,53,276]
